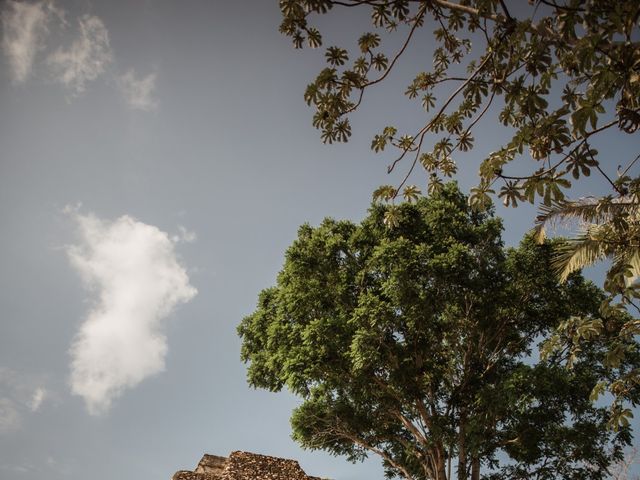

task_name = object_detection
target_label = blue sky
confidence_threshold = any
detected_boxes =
[0,1,637,479]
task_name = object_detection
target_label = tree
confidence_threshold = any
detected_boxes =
[608,448,640,480]
[535,198,640,288]
[534,196,640,409]
[277,0,640,412]
[278,0,639,208]
[238,184,638,480]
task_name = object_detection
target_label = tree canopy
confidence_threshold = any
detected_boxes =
[277,0,640,414]
[239,184,638,480]
[278,0,639,209]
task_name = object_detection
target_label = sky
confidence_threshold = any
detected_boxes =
[0,1,638,480]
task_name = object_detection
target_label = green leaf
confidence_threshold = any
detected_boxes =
[307,28,322,48]
[325,46,349,66]
[358,32,381,52]
[589,381,607,402]
[372,185,397,203]
[402,185,422,203]
[383,205,400,228]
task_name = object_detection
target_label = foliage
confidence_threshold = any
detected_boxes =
[239,184,638,480]
[277,0,640,414]
[278,0,639,207]
[608,448,640,480]
[535,190,640,410]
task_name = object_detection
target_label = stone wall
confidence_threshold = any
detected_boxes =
[171,451,327,480]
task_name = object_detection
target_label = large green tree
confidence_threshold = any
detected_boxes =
[239,184,638,480]
[277,0,640,413]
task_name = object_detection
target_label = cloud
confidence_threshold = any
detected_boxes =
[47,14,112,94]
[0,455,72,477]
[0,368,48,433]
[28,387,46,412]
[1,0,62,83]
[172,225,197,244]
[66,210,197,414]
[3,4,159,110]
[0,398,21,434]
[117,69,158,111]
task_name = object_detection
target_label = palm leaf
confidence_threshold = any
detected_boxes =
[552,226,612,282]
[534,196,640,285]
[628,250,640,280]
[534,197,640,242]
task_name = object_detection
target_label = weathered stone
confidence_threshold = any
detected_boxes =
[171,451,327,480]
[195,455,227,476]
[172,470,218,480]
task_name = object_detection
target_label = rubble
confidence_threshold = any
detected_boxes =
[171,451,326,480]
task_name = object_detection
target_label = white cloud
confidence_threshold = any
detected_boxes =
[47,14,112,94]
[28,387,46,412]
[117,69,158,111]
[66,211,197,415]
[3,4,159,110]
[1,0,61,83]
[0,368,48,432]
[172,225,197,244]
[0,398,21,433]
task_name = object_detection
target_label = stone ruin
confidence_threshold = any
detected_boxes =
[172,451,326,480]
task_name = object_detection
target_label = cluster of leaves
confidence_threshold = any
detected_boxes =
[278,0,640,419]
[278,0,640,209]
[239,184,638,480]
[536,180,640,417]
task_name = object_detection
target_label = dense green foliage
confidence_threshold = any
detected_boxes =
[239,184,638,480]
[277,0,640,416]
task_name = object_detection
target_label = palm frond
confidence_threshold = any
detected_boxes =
[629,250,640,279]
[553,228,612,282]
[534,197,640,242]
[533,195,640,285]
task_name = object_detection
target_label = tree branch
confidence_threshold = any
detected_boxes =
[587,142,624,196]
[433,0,498,21]
[497,120,617,182]
[388,52,495,176]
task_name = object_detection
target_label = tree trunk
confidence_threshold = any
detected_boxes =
[471,457,480,480]
[438,461,448,480]
[457,412,467,480]
[436,447,448,480]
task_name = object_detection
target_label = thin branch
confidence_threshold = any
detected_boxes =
[330,0,387,7]
[449,90,496,156]
[587,142,624,196]
[537,0,586,13]
[433,0,498,21]
[498,0,512,20]
[341,4,427,116]
[498,120,618,181]
[620,152,640,178]
[388,52,494,175]
[395,136,424,194]
[340,430,418,480]
[432,76,489,86]
[363,5,426,88]
[622,295,640,316]
[394,409,430,446]
[498,141,585,182]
